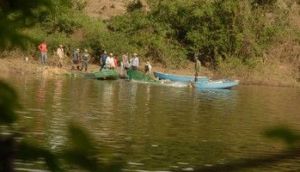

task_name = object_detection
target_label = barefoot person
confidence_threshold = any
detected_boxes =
[131,53,139,70]
[100,50,107,70]
[81,49,90,72]
[72,48,80,70]
[144,61,152,75]
[38,41,48,65]
[56,44,64,68]
[194,55,201,82]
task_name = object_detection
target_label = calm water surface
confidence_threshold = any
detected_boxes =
[9,75,300,171]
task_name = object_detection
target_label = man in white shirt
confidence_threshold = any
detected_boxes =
[131,53,139,70]
[56,44,64,68]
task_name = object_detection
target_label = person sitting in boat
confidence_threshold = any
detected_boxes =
[131,53,139,70]
[72,48,80,70]
[144,61,152,75]
[80,49,90,72]
[100,50,107,70]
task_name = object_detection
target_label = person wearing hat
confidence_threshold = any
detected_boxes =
[131,53,139,70]
[56,44,64,68]
[105,52,114,69]
[72,48,80,70]
[81,49,90,72]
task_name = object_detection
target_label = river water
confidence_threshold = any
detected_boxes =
[9,75,300,171]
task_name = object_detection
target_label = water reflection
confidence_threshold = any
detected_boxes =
[9,76,300,171]
[48,79,68,150]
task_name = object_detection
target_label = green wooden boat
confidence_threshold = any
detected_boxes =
[88,69,119,80]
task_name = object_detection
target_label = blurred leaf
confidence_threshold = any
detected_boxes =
[63,150,101,171]
[62,123,102,171]
[67,123,96,152]
[17,141,62,172]
[0,0,73,49]
[0,81,19,124]
[264,126,300,148]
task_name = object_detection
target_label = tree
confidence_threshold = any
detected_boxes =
[0,0,72,49]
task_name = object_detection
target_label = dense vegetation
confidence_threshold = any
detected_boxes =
[1,1,300,171]
[1,0,300,80]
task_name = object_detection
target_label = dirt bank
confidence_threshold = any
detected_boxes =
[0,57,298,87]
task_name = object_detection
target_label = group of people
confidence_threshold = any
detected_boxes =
[99,51,152,75]
[71,48,90,72]
[99,51,143,70]
[37,41,152,74]
[38,41,91,71]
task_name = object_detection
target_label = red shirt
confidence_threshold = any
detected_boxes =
[114,57,118,66]
[38,43,48,52]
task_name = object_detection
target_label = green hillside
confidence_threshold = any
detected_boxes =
[1,0,299,84]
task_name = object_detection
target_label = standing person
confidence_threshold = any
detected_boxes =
[131,53,139,70]
[72,48,81,70]
[122,53,130,69]
[56,44,64,68]
[81,49,90,72]
[100,50,107,70]
[120,54,129,77]
[113,55,118,68]
[194,55,201,82]
[144,61,152,75]
[38,41,48,65]
[105,53,113,69]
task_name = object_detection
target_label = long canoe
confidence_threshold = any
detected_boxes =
[154,71,208,82]
[195,80,239,89]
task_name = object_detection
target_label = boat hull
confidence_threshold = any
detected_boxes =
[154,71,208,82]
[195,80,239,89]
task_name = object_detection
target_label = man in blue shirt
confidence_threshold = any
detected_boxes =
[100,50,107,70]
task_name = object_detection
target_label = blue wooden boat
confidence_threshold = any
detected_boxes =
[154,71,208,82]
[195,80,239,89]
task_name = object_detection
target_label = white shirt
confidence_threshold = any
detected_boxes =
[132,57,139,67]
[56,48,64,59]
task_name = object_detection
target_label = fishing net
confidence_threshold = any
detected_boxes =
[127,69,155,82]
[93,69,119,80]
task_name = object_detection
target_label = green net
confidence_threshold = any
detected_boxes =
[127,69,155,82]
[93,69,119,80]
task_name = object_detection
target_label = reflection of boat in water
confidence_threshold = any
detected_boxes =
[154,71,208,82]
[86,69,119,80]
[195,80,239,89]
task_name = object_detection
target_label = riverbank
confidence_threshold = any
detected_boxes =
[0,57,299,87]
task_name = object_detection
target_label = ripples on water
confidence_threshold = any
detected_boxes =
[10,76,300,171]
